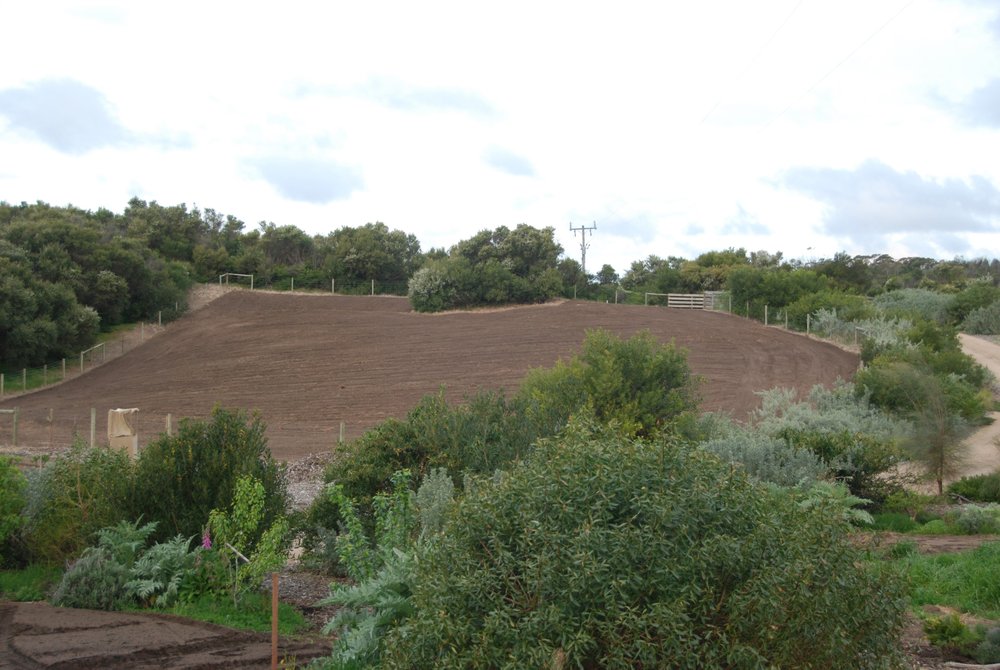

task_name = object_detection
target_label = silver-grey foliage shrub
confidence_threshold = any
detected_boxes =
[962,300,1000,335]
[873,288,955,324]
[415,468,455,539]
[811,308,913,350]
[753,384,904,440]
[953,504,1000,535]
[701,431,827,487]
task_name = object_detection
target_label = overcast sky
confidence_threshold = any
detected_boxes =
[1,0,999,274]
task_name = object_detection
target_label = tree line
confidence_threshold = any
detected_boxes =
[3,198,999,367]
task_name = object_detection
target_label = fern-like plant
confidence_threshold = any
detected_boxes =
[126,534,198,607]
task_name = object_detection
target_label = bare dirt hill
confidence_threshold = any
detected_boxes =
[0,292,859,461]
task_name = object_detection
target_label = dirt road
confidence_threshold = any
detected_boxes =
[956,334,1000,479]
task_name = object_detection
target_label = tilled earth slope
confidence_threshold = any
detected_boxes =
[0,292,859,461]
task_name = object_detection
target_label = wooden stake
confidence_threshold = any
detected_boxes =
[271,572,279,669]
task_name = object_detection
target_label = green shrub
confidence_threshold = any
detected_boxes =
[750,385,906,503]
[873,288,954,324]
[949,282,1000,325]
[785,289,874,329]
[382,422,906,669]
[882,490,937,519]
[51,547,131,610]
[207,475,290,604]
[949,472,1000,502]
[923,613,981,656]
[415,467,455,539]
[51,519,157,610]
[328,390,543,505]
[134,407,288,545]
[917,519,954,535]
[315,468,453,669]
[519,329,699,439]
[963,300,1000,335]
[872,512,919,533]
[975,626,1000,664]
[954,505,1000,535]
[700,431,827,487]
[0,456,26,565]
[20,442,135,564]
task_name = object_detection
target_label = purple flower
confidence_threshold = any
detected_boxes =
[201,531,212,550]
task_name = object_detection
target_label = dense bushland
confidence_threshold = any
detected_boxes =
[7,408,288,565]
[379,423,906,669]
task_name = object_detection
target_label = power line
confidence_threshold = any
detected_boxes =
[701,0,807,125]
[764,0,918,131]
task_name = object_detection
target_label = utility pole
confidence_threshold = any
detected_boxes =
[570,221,597,276]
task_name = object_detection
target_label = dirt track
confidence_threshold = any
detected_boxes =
[0,600,328,669]
[955,334,1000,479]
[0,291,860,461]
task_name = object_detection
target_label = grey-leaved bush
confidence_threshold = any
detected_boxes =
[382,421,906,669]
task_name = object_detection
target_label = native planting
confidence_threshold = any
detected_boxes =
[377,422,906,669]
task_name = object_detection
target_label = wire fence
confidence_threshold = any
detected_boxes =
[257,277,410,296]
[0,407,212,456]
[0,304,185,400]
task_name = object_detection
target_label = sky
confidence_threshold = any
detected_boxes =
[1,0,999,275]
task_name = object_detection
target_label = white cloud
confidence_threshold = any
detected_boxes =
[0,0,999,273]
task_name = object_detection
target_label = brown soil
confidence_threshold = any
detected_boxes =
[0,600,329,669]
[0,291,859,462]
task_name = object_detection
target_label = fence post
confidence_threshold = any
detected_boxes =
[746,301,750,318]
[251,275,254,290]
[43,364,47,386]
[158,310,162,327]
[807,313,811,336]
[371,279,375,296]
[339,421,345,444]
[166,413,173,436]
[62,358,66,379]
[764,305,769,326]
[90,408,96,447]
[785,311,788,329]
[22,369,26,393]
[331,278,335,293]
[80,352,84,373]
[0,373,3,397]
[291,277,294,291]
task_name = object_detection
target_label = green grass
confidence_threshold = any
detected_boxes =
[149,593,310,635]
[902,541,1000,618]
[871,512,919,533]
[0,564,62,601]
